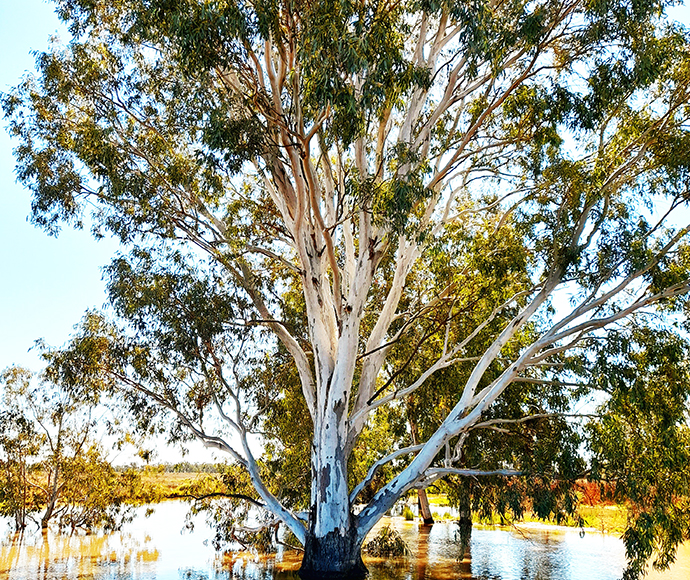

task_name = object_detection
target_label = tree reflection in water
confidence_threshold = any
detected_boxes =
[220,520,624,580]
[2,502,689,580]
[1,525,160,580]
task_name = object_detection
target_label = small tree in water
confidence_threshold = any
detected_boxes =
[0,409,40,531]
[0,366,152,532]
[4,1,690,577]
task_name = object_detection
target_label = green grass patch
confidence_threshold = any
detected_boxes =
[577,505,627,534]
[470,505,627,535]
[426,493,449,506]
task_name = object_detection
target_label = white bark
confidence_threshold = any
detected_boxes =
[64,3,690,560]
[233,6,690,548]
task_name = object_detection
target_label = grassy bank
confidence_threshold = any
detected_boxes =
[422,493,627,534]
[140,470,199,496]
[135,472,628,535]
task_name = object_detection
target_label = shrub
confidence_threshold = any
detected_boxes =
[402,506,415,521]
[363,525,410,557]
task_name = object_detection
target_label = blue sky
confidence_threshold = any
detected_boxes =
[1,1,689,375]
[0,0,120,372]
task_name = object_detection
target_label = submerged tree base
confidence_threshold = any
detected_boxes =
[299,528,367,580]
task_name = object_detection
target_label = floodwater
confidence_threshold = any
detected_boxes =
[0,501,688,580]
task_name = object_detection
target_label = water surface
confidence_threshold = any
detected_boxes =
[1,502,687,580]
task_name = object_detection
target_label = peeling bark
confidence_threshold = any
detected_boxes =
[25,3,690,575]
[299,525,367,580]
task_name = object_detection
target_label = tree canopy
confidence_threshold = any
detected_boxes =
[4,0,690,577]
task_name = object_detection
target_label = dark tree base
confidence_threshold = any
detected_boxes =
[299,528,367,580]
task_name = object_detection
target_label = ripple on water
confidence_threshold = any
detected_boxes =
[0,503,687,580]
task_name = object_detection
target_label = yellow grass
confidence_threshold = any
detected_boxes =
[411,492,627,534]
[140,471,201,496]
[141,475,627,536]
[577,504,627,535]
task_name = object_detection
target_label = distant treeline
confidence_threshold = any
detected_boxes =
[115,462,222,473]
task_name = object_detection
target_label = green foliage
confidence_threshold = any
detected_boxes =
[363,525,410,557]
[299,0,429,146]
[370,144,434,238]
[0,365,152,532]
[3,1,690,577]
[252,348,313,511]
[54,446,153,532]
[349,406,407,504]
[376,209,586,526]
[174,465,288,552]
[105,248,247,364]
[586,328,690,579]
[0,409,41,530]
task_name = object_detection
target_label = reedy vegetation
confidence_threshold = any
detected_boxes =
[3,0,690,577]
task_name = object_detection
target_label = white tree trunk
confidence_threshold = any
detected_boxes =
[302,397,365,578]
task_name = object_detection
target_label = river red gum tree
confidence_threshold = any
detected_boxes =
[5,0,690,578]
